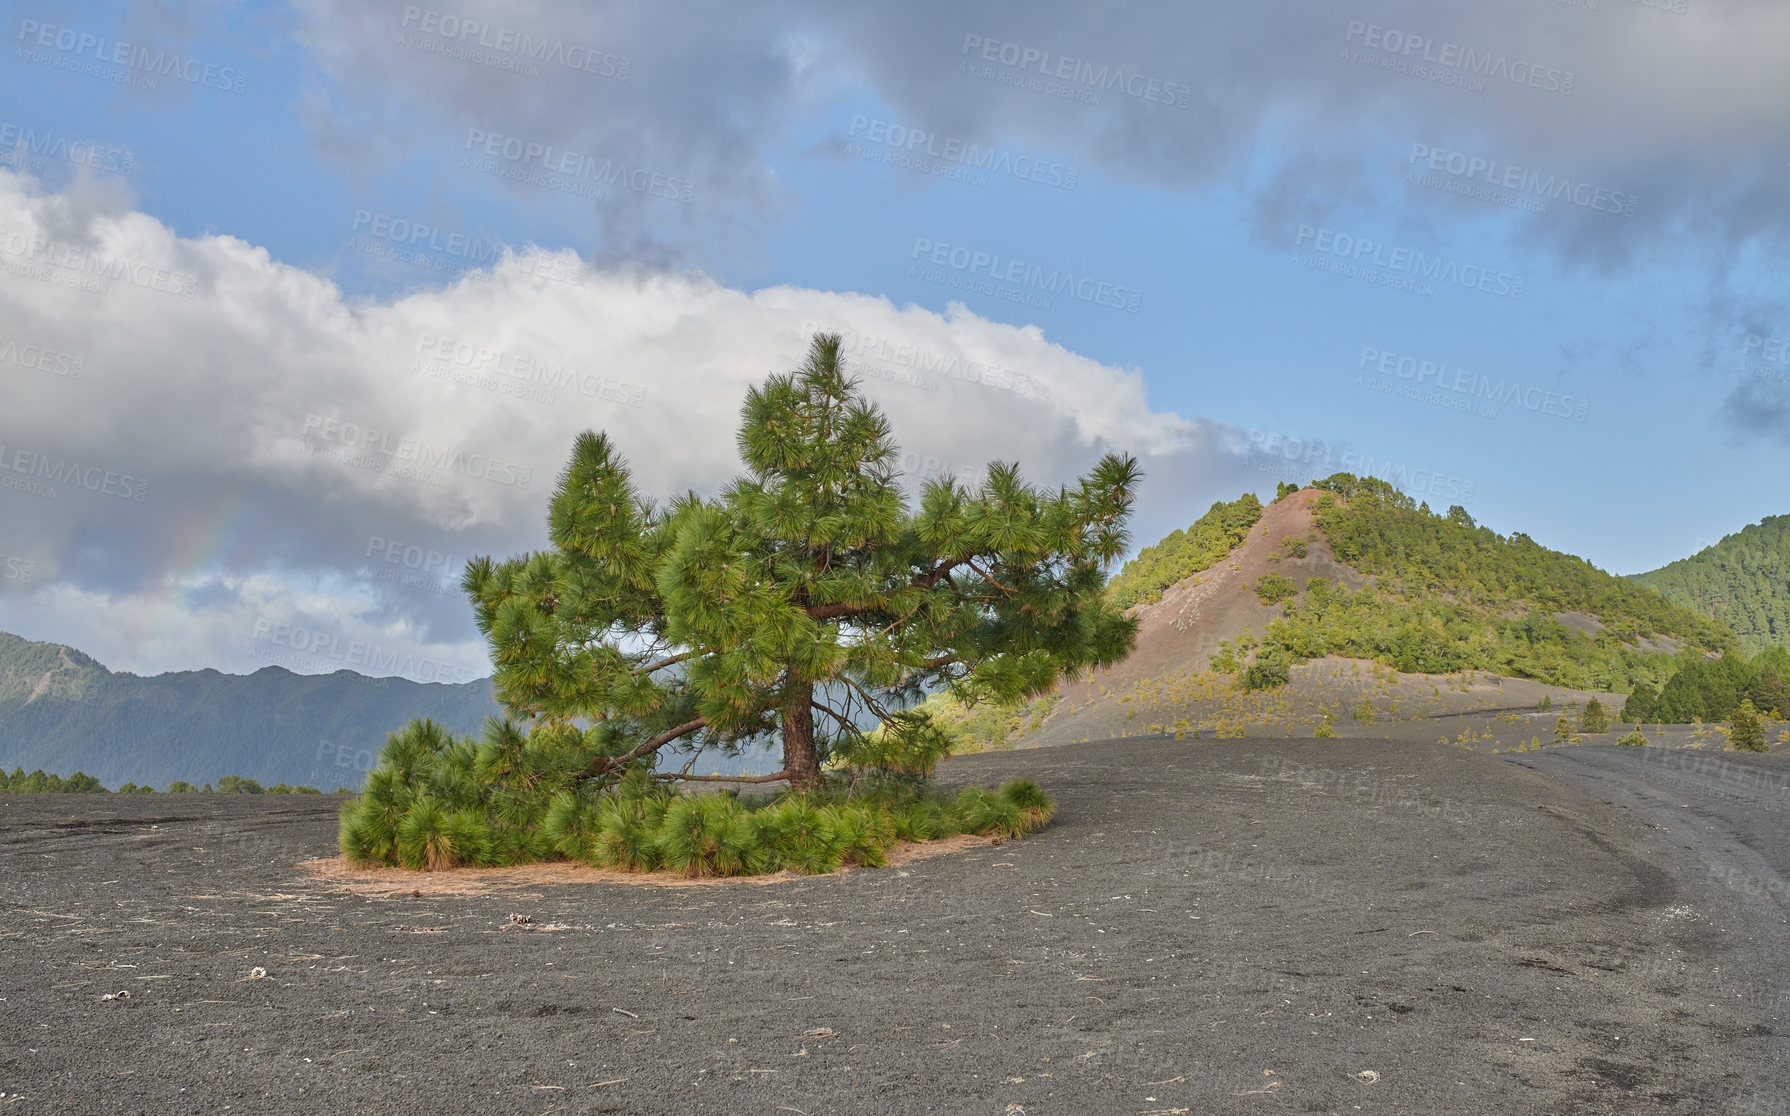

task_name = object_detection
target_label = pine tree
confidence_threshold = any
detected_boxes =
[1621,682,1658,724]
[1580,697,1610,734]
[1731,698,1766,753]
[463,334,1141,789]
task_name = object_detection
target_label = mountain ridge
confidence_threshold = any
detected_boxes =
[0,630,502,790]
[1632,514,1790,655]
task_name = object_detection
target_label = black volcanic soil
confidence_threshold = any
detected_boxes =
[4,738,1788,1115]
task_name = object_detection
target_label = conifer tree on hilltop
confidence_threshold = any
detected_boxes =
[461,333,1142,789]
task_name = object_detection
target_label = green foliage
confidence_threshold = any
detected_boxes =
[1539,694,1552,710]
[1621,683,1657,724]
[1351,695,1377,724]
[459,334,1138,789]
[1106,494,1264,610]
[891,690,1060,758]
[1580,698,1610,734]
[1253,572,1297,605]
[394,797,494,872]
[1632,515,1790,655]
[1237,646,1291,692]
[1616,731,1648,746]
[759,797,845,874]
[339,715,1053,876]
[1274,481,1301,502]
[592,783,671,872]
[1209,640,1241,674]
[1649,648,1790,723]
[657,794,763,877]
[0,766,319,796]
[0,767,107,793]
[1554,717,1572,745]
[997,778,1055,834]
[1245,477,1729,692]
[1731,698,1767,752]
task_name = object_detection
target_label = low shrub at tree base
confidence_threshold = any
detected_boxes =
[338,718,1055,878]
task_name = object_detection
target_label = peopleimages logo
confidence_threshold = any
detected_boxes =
[1294,225,1524,299]
[0,337,83,380]
[348,209,586,282]
[1408,144,1637,218]
[14,20,248,94]
[1359,347,1588,422]
[462,129,694,203]
[802,321,1034,397]
[1342,21,1575,96]
[0,122,134,175]
[399,7,629,80]
[1245,429,1476,504]
[301,414,533,490]
[958,34,1194,108]
[414,335,647,409]
[249,618,471,684]
[0,439,149,502]
[1741,333,1790,386]
[0,230,199,299]
[910,237,1142,312]
[848,117,1078,190]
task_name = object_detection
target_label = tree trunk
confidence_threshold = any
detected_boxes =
[781,680,821,789]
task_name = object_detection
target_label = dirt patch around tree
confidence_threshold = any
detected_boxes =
[298,833,1004,896]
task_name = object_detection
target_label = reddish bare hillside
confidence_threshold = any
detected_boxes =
[1025,490,1344,746]
[1019,489,1623,748]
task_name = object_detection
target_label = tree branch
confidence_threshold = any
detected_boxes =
[631,650,699,676]
[803,560,966,622]
[654,769,792,784]
[964,560,1020,597]
[585,717,708,777]
[838,675,896,723]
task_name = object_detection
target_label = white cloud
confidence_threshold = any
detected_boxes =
[0,169,1247,676]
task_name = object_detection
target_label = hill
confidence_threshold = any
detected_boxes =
[925,475,1735,750]
[1632,515,1790,655]
[0,631,502,790]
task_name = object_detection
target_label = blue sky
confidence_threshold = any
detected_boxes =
[1,0,1787,677]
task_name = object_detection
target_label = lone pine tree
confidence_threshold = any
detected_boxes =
[462,333,1141,789]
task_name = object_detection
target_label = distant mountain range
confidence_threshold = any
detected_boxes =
[1633,515,1790,655]
[0,632,501,790]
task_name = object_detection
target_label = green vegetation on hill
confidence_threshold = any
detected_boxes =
[1310,476,1733,649]
[1248,477,1731,691]
[1106,493,1263,609]
[1632,515,1790,655]
[892,691,1060,756]
[1622,646,1788,724]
